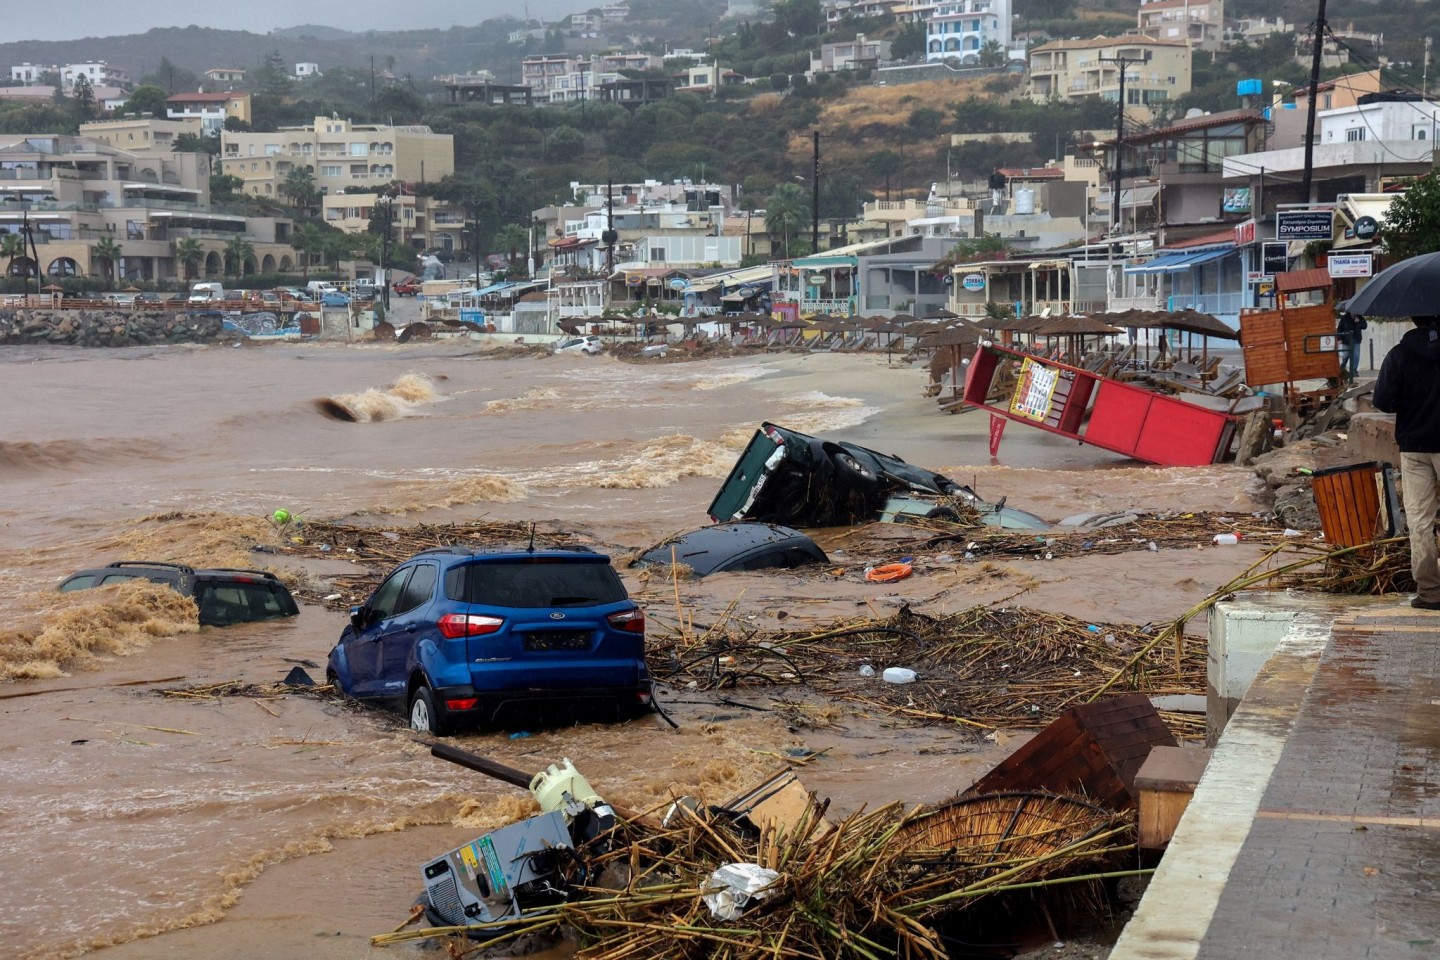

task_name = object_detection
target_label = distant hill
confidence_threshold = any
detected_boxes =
[270,25,355,41]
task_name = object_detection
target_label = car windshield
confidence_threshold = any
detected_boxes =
[444,559,626,608]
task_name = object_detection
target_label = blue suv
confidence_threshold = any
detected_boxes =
[326,546,650,734]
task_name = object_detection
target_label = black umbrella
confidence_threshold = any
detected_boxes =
[1341,251,1440,318]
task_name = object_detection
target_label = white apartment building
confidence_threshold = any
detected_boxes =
[219,117,454,199]
[1319,96,1440,145]
[926,0,1011,64]
[295,62,322,79]
[10,61,128,90]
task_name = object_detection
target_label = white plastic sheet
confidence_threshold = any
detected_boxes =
[701,863,782,920]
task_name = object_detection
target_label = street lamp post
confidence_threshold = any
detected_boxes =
[379,197,392,312]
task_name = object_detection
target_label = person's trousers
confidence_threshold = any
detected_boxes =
[1401,452,1440,602]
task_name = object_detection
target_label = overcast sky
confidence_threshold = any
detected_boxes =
[8,0,592,42]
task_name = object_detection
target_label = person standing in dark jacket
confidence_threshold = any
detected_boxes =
[1373,316,1440,609]
[1336,311,1367,381]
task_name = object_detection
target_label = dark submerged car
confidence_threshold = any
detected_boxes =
[58,562,299,626]
[708,422,1049,530]
[633,522,828,577]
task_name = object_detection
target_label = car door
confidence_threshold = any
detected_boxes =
[376,561,438,696]
[348,567,412,696]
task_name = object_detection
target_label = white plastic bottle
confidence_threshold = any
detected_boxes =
[882,667,917,684]
[1213,533,1240,546]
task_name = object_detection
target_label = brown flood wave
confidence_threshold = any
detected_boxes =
[0,438,171,476]
[314,372,439,423]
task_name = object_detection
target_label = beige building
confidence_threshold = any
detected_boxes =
[0,134,295,283]
[1028,36,1191,121]
[320,191,463,253]
[79,117,203,152]
[166,91,253,135]
[1137,0,1225,53]
[219,117,454,201]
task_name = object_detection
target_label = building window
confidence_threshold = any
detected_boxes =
[1322,94,1332,109]
[320,164,341,176]
[349,143,367,156]
[650,248,665,261]
[1346,127,1366,142]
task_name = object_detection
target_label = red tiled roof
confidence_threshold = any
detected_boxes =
[998,166,1063,179]
[166,92,236,103]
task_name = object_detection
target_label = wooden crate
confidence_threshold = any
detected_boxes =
[964,694,1177,810]
[1135,746,1212,850]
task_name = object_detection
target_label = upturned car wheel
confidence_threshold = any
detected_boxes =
[408,686,447,735]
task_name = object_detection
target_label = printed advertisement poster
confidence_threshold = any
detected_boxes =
[1009,358,1060,422]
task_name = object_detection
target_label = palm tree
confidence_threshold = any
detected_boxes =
[323,231,357,272]
[223,236,255,281]
[978,39,1006,68]
[0,232,25,279]
[174,237,204,281]
[765,183,808,258]
[492,224,530,268]
[291,222,323,280]
[279,167,321,215]
[91,237,123,290]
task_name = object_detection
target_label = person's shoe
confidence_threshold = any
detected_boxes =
[1411,597,1440,610]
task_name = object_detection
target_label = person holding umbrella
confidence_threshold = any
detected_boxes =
[1336,310,1367,381]
[1373,316,1440,610]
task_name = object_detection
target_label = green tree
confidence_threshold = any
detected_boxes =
[492,224,530,264]
[123,85,169,117]
[322,230,357,271]
[174,133,221,155]
[1380,171,1440,262]
[291,222,324,280]
[174,237,204,280]
[765,182,809,257]
[979,40,1006,68]
[224,236,255,280]
[891,22,926,60]
[210,173,246,203]
[0,232,26,278]
[91,236,123,289]
[542,125,586,161]
[254,52,291,98]
[907,107,945,140]
[71,75,96,120]
[279,167,321,213]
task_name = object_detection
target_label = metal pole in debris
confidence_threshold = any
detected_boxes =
[1301,0,1328,202]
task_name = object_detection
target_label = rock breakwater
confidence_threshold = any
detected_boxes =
[0,309,229,347]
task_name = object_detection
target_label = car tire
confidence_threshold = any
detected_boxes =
[408,686,449,736]
[832,451,878,485]
[926,506,962,522]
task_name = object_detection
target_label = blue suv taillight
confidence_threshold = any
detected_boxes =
[437,613,505,639]
[606,608,645,634]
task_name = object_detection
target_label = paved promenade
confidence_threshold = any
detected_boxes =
[1113,603,1440,959]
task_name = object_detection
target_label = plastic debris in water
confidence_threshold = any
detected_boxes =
[859,665,876,678]
[882,667,917,684]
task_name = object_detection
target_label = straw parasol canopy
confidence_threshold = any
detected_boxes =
[42,284,64,293]
[1102,308,1237,340]
[1030,314,1123,337]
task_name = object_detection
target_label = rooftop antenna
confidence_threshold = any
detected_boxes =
[527,522,537,553]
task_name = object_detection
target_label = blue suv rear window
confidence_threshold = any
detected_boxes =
[444,560,627,608]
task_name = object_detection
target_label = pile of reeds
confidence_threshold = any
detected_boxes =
[372,790,1139,958]
[1264,536,1415,594]
[649,606,1204,733]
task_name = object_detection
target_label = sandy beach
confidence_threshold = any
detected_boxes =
[0,341,1272,958]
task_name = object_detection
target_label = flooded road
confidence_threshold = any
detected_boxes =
[0,341,1266,957]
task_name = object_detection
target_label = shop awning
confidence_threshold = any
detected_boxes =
[1124,247,1233,274]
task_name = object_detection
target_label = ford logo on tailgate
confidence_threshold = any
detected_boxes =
[549,612,565,620]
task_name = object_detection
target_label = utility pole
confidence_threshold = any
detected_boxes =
[1100,51,1150,234]
[470,200,482,285]
[1301,0,1328,202]
[602,177,617,275]
[811,130,820,254]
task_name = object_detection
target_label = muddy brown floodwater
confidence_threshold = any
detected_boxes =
[0,341,1270,959]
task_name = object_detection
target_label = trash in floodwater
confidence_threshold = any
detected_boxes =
[702,863,782,920]
[882,667,918,684]
[865,561,913,582]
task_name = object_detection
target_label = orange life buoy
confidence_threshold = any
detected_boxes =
[865,562,913,583]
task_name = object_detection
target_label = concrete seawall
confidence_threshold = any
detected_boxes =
[0,309,229,347]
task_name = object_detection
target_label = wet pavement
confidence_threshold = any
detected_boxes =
[1113,603,1440,959]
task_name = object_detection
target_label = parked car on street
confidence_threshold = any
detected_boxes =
[709,422,1051,530]
[393,277,420,296]
[134,292,164,306]
[633,522,827,577]
[326,546,651,733]
[553,335,603,355]
[320,291,351,307]
[57,562,299,627]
